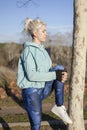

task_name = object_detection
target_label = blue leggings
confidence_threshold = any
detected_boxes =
[22,65,64,130]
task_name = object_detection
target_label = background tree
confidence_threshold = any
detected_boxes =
[68,0,87,130]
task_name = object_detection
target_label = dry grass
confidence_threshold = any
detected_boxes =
[0,66,16,88]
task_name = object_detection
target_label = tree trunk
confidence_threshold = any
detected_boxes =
[68,0,87,130]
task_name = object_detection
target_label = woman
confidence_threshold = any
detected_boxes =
[17,18,72,130]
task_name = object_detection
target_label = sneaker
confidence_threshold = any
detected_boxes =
[51,105,72,124]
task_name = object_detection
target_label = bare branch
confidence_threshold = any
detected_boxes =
[16,0,39,8]
[16,0,32,8]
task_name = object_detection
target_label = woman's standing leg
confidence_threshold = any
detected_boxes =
[22,88,43,130]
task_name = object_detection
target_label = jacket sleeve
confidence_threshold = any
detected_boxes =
[22,48,56,82]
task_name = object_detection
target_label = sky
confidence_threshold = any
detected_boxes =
[0,0,73,43]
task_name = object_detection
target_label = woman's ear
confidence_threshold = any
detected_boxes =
[33,30,37,37]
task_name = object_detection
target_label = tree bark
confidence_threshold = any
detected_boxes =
[68,0,87,130]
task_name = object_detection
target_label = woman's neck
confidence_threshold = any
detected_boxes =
[32,38,41,45]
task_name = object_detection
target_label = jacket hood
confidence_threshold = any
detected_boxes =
[23,42,44,50]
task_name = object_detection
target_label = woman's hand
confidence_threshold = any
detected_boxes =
[61,71,68,83]
[56,68,68,83]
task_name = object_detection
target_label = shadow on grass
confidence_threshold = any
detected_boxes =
[42,113,67,130]
[0,117,10,130]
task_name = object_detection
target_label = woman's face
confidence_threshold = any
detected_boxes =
[33,25,47,44]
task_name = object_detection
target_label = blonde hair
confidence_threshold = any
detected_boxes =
[24,17,46,36]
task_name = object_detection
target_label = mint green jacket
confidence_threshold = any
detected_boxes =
[17,42,56,89]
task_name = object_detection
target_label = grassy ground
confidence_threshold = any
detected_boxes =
[0,92,87,123]
[0,93,87,130]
